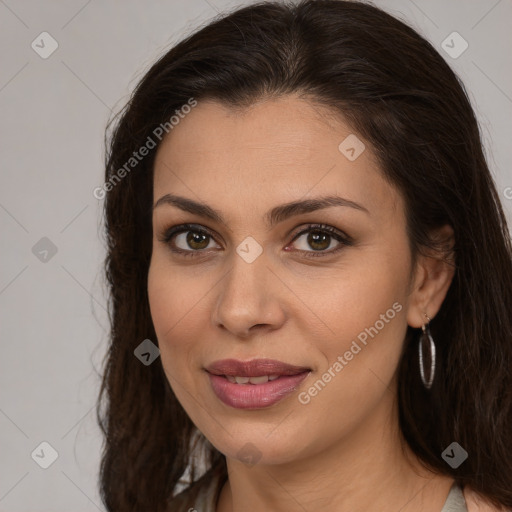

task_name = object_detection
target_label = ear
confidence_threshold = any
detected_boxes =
[407,225,456,328]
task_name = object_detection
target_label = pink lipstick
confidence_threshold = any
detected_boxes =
[205,358,311,409]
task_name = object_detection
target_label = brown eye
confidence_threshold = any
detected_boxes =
[159,223,221,256]
[159,222,352,259]
[182,231,210,250]
[302,230,335,251]
[169,230,219,252]
[289,224,352,257]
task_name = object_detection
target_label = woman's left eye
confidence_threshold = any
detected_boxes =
[158,223,352,258]
[288,224,352,257]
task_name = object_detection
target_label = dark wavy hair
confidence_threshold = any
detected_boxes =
[96,1,512,510]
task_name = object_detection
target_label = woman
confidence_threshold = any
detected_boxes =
[96,1,512,511]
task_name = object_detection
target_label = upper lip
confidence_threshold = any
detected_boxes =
[206,358,311,377]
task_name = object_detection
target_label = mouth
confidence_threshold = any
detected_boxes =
[205,358,311,409]
[222,374,281,384]
[206,358,311,378]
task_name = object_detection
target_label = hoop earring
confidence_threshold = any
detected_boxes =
[418,314,436,389]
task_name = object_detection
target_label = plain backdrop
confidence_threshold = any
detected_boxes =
[1,1,511,510]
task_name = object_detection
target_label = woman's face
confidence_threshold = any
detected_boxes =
[148,95,418,465]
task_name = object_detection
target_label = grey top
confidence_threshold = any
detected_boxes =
[441,484,468,512]
[168,478,468,512]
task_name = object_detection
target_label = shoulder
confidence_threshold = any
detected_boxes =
[463,486,511,512]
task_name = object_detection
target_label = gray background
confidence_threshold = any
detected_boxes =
[1,0,511,510]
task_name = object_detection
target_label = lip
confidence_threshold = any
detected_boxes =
[206,358,310,377]
[205,358,311,409]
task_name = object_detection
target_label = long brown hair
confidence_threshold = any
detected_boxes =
[97,1,512,510]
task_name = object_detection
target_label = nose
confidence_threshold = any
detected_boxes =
[212,251,287,339]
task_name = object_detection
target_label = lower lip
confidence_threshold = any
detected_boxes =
[207,372,310,409]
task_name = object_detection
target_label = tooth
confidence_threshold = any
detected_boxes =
[268,375,280,381]
[234,376,250,384]
[226,375,236,383]
[249,375,269,384]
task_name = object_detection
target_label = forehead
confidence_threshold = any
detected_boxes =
[152,96,401,220]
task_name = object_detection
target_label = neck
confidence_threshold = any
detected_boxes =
[216,391,454,512]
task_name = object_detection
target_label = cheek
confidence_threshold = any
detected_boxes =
[294,246,411,433]
[147,256,197,365]
[305,246,411,356]
[148,245,208,328]
[289,267,410,457]
[147,257,209,423]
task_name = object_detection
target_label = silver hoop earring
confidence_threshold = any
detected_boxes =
[418,314,436,389]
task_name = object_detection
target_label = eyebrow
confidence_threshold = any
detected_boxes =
[153,193,369,228]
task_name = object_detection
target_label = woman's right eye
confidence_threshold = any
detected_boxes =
[159,224,221,257]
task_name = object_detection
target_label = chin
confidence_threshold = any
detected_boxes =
[204,425,309,467]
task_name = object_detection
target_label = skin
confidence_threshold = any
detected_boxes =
[147,95,456,512]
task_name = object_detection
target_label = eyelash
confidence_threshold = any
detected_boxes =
[158,223,353,259]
